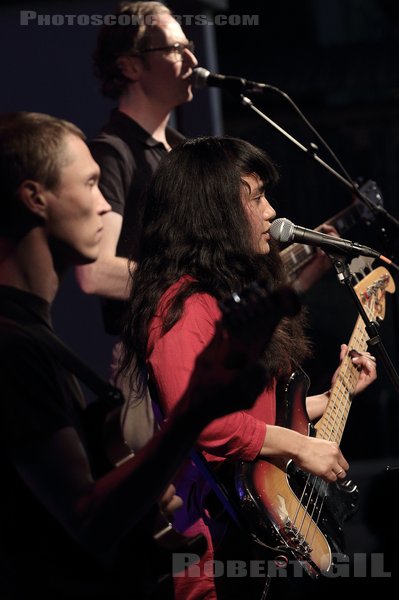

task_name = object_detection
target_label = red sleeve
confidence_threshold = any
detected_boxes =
[147,292,267,461]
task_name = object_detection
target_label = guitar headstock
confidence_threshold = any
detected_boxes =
[354,266,395,321]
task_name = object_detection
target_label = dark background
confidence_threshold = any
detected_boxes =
[1,0,399,578]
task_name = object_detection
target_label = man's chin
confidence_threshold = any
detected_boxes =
[179,86,194,104]
[73,251,98,266]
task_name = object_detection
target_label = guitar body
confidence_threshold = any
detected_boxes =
[235,267,394,577]
[235,369,359,578]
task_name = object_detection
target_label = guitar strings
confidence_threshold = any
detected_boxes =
[289,335,362,545]
[307,311,370,546]
[289,284,378,560]
[303,296,375,551]
[307,301,374,544]
[291,334,363,553]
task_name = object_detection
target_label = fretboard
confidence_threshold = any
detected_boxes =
[314,314,368,444]
[314,266,393,445]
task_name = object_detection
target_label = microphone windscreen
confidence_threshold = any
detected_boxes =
[269,218,294,243]
[190,67,210,89]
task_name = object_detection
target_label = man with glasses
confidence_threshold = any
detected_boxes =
[75,2,198,450]
[76,1,197,335]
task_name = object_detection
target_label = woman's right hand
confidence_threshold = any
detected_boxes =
[260,425,349,482]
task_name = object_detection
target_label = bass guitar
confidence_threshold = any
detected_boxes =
[235,266,395,578]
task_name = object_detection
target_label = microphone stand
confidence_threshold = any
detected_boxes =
[240,95,399,236]
[325,250,399,395]
[239,91,399,370]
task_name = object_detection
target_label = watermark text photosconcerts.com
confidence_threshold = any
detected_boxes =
[20,11,260,27]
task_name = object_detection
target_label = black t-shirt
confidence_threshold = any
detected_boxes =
[89,110,185,334]
[0,286,150,599]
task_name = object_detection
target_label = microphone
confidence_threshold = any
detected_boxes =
[190,67,268,94]
[270,218,381,259]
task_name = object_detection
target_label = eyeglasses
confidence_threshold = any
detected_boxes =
[140,41,195,61]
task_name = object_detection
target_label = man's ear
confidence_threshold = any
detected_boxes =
[117,55,142,82]
[16,180,48,220]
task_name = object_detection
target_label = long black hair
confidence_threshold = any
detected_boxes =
[119,136,311,391]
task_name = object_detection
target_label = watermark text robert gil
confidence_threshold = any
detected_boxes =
[173,553,391,578]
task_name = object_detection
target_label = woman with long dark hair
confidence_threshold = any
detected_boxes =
[120,136,376,599]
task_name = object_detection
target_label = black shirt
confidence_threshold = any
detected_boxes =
[89,110,185,334]
[90,109,184,262]
[0,286,116,599]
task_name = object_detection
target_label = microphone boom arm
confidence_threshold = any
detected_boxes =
[240,95,399,233]
[241,95,360,191]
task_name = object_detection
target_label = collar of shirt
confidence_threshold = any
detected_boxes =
[109,109,185,150]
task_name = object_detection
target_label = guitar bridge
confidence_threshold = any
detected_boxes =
[281,520,312,558]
